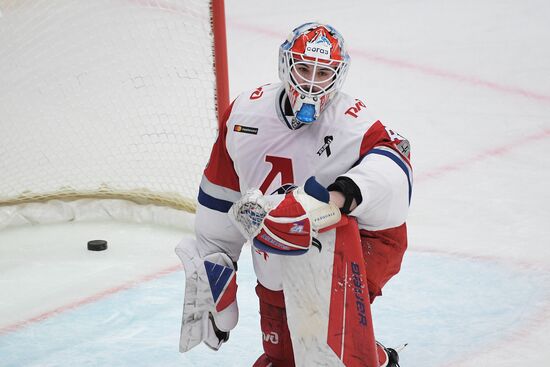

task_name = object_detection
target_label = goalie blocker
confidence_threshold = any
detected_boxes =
[253,217,387,367]
[280,217,381,367]
[231,177,384,366]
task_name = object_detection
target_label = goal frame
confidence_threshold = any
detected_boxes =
[0,0,231,228]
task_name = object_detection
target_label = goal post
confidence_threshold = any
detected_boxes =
[0,0,229,228]
[212,0,230,124]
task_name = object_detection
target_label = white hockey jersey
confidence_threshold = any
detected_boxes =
[195,83,412,290]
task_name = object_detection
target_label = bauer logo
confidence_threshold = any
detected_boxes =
[351,262,368,326]
[304,35,332,60]
[234,125,258,135]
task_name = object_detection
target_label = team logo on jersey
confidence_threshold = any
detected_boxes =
[250,86,264,100]
[234,125,258,135]
[344,99,366,118]
[317,135,333,157]
[270,184,298,195]
[312,237,322,252]
[262,331,279,344]
[255,248,269,261]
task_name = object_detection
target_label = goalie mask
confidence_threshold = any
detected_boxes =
[279,22,350,124]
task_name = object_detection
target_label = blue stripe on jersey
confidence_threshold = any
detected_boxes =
[366,148,413,204]
[198,188,234,213]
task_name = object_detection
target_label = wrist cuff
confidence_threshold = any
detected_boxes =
[327,176,362,214]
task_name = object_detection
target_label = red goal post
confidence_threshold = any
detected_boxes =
[212,0,230,125]
[0,0,230,227]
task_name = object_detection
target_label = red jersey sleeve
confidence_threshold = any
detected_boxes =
[203,102,240,192]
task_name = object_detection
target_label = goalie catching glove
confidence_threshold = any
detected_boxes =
[229,177,342,255]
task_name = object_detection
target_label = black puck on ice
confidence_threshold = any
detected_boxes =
[87,240,108,251]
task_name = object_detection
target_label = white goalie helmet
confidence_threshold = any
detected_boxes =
[279,22,350,124]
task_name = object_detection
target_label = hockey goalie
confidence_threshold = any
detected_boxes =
[175,22,412,366]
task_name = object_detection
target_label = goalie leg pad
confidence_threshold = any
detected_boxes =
[175,239,238,352]
[256,283,295,367]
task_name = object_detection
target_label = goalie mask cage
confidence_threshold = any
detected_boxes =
[0,0,229,228]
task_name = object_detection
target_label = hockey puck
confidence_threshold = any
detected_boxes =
[87,240,108,251]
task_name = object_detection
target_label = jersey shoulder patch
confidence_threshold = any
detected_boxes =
[384,126,411,159]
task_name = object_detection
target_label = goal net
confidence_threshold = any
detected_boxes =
[0,0,229,227]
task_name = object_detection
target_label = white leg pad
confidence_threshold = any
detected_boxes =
[175,239,239,352]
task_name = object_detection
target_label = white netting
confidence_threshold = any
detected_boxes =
[0,0,221,222]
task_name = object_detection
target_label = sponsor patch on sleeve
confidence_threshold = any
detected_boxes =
[233,125,258,135]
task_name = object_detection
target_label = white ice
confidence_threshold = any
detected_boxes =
[1,0,550,366]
